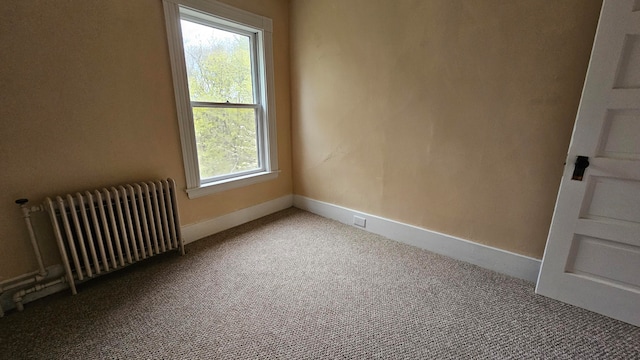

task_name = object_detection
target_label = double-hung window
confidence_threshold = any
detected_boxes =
[163,0,278,198]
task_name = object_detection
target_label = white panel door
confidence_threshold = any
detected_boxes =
[536,0,640,327]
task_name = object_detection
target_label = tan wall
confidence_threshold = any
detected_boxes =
[290,0,602,258]
[0,0,291,280]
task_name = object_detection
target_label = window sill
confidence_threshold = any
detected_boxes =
[185,170,280,199]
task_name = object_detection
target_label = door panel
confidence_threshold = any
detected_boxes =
[599,110,640,159]
[567,235,640,288]
[614,34,640,88]
[584,177,640,223]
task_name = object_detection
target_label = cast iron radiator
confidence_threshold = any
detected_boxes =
[44,178,184,294]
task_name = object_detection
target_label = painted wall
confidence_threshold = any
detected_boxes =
[0,0,291,280]
[290,0,602,258]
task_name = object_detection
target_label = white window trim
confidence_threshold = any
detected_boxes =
[163,0,278,199]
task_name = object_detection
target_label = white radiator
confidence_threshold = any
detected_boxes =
[44,178,184,294]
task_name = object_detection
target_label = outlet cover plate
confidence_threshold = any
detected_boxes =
[354,215,366,228]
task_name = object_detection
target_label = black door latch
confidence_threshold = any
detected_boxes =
[571,156,589,181]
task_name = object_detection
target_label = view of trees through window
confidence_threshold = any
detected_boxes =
[180,19,260,180]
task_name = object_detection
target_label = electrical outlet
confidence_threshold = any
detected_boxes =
[353,215,366,228]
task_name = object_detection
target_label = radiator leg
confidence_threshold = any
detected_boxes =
[67,274,77,295]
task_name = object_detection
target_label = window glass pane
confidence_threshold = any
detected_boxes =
[193,107,260,179]
[180,19,255,104]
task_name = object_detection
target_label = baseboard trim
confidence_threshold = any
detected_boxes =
[293,195,541,283]
[181,194,294,244]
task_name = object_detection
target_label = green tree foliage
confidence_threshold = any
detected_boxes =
[182,21,259,180]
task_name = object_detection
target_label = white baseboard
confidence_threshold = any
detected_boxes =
[181,194,294,244]
[293,195,541,283]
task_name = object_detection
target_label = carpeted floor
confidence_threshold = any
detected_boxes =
[0,208,638,359]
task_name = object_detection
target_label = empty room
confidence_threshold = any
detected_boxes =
[0,0,638,358]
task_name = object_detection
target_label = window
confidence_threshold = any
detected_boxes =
[163,0,278,198]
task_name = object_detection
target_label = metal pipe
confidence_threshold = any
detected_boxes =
[0,274,45,293]
[3,199,50,317]
[12,276,66,312]
[15,199,47,277]
[0,272,47,317]
[0,270,40,287]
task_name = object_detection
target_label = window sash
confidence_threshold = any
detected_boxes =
[181,13,261,106]
[192,104,265,184]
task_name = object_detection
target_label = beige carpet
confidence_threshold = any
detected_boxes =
[0,208,638,359]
